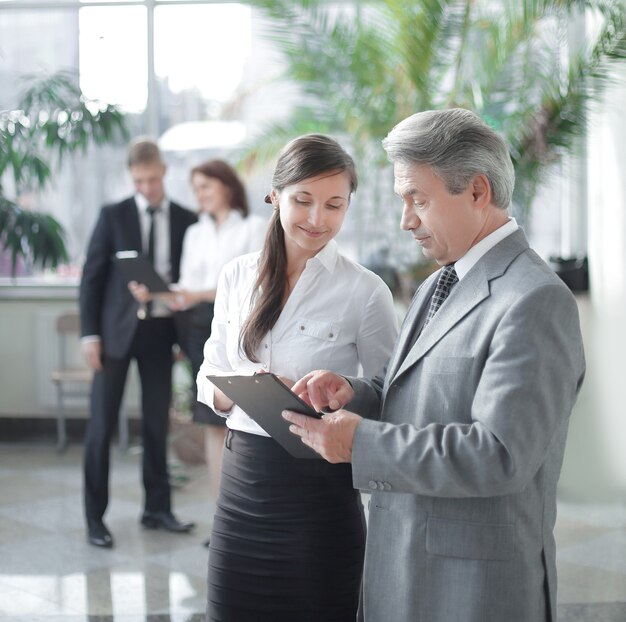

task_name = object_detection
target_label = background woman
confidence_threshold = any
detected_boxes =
[172,160,267,535]
[197,135,398,621]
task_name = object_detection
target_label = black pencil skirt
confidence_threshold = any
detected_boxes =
[207,429,365,622]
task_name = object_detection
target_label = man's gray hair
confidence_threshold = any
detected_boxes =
[382,108,515,210]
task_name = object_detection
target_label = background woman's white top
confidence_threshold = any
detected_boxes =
[197,239,399,436]
[177,210,268,291]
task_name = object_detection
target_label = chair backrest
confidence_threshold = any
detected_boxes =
[56,311,81,335]
[54,311,83,371]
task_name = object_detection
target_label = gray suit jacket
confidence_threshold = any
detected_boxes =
[349,229,585,622]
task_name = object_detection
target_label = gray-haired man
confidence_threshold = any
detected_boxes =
[286,108,585,622]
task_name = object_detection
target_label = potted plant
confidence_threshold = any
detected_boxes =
[242,0,626,290]
[0,70,128,278]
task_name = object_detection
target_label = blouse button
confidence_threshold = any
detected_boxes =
[328,333,334,338]
[264,344,268,349]
[300,325,305,331]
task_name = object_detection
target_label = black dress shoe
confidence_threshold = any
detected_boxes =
[140,511,195,533]
[87,519,114,548]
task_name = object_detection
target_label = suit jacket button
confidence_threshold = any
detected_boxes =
[383,482,392,491]
[368,480,377,490]
[377,482,385,490]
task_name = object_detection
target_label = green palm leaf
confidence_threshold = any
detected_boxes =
[0,70,128,277]
[244,0,626,236]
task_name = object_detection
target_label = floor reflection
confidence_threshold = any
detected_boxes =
[0,443,625,621]
[0,444,210,621]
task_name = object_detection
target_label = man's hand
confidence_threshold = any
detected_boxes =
[167,288,193,311]
[166,288,217,311]
[81,340,103,372]
[282,409,362,463]
[128,281,152,304]
[291,370,354,413]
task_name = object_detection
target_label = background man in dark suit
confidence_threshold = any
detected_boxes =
[80,138,197,548]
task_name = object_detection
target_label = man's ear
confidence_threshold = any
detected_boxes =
[471,174,491,209]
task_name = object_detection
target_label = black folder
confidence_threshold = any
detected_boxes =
[113,251,170,293]
[207,373,323,459]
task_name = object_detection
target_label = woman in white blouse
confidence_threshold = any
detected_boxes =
[171,160,267,524]
[197,135,398,621]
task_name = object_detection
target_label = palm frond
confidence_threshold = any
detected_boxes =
[1,70,128,190]
[237,108,337,173]
[0,198,69,278]
[247,0,626,236]
[0,70,129,276]
[510,1,626,212]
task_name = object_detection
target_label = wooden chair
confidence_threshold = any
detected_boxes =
[50,311,128,453]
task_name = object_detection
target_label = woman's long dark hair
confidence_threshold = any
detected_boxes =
[239,134,357,361]
[191,159,249,217]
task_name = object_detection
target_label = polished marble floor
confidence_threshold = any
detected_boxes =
[0,440,625,622]
[0,441,212,622]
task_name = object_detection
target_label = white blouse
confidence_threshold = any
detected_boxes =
[177,210,268,292]
[197,240,399,436]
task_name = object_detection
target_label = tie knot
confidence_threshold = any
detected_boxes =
[147,205,160,217]
[438,265,458,288]
[423,264,458,329]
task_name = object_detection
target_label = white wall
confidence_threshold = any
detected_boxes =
[559,63,626,500]
[0,284,140,419]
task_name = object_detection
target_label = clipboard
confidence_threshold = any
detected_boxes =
[113,251,170,293]
[207,373,323,459]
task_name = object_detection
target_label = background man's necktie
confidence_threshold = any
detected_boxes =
[147,206,158,264]
[144,206,159,318]
[422,264,458,329]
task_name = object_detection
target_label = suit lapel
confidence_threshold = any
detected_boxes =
[384,272,438,389]
[390,229,530,385]
[124,198,143,252]
[392,272,489,381]
[169,202,177,257]
[169,202,183,281]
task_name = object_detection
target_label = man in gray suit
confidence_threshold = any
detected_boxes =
[285,108,585,622]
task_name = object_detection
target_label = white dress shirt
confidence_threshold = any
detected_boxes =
[454,217,519,280]
[197,239,399,436]
[135,193,171,280]
[177,210,268,292]
[135,193,171,317]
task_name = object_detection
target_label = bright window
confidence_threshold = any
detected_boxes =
[79,5,148,113]
[155,4,251,103]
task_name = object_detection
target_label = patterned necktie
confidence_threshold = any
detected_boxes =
[423,265,458,329]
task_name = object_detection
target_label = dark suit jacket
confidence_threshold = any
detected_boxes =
[79,197,197,359]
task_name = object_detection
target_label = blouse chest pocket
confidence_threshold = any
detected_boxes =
[291,318,341,368]
[295,318,340,342]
